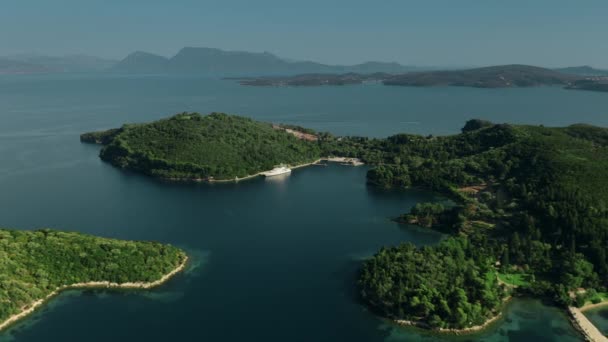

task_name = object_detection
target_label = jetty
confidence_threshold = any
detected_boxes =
[568,306,608,342]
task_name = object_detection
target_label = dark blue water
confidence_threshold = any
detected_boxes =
[1,74,601,341]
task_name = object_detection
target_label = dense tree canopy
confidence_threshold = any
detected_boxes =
[0,229,185,324]
[351,120,608,327]
[360,236,504,329]
[461,119,494,133]
[82,113,323,180]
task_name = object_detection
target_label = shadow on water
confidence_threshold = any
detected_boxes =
[0,290,81,342]
[597,308,608,320]
[336,257,367,306]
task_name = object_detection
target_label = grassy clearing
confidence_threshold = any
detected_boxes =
[497,272,531,287]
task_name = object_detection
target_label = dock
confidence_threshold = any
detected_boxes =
[568,306,608,342]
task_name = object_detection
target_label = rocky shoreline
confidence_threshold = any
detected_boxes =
[0,256,188,332]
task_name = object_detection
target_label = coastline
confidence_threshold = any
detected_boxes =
[395,311,504,335]
[580,300,608,312]
[0,255,188,333]
[207,159,323,183]
[394,296,511,335]
[568,305,608,342]
[166,156,365,184]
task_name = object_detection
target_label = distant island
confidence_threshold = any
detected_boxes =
[0,229,187,331]
[81,112,608,334]
[382,64,575,88]
[236,64,608,94]
[233,73,388,87]
[238,65,574,88]
[81,113,325,181]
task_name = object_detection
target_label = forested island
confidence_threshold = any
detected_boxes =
[81,113,324,181]
[0,229,187,331]
[82,112,608,333]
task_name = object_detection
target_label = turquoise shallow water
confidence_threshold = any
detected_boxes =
[1,74,605,341]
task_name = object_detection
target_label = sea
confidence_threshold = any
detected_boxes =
[1,73,607,341]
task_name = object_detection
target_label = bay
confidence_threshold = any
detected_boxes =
[1,74,604,341]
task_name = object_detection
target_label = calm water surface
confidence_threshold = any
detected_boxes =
[1,74,604,341]
[584,306,608,337]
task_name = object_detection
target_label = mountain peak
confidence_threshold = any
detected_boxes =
[111,51,169,73]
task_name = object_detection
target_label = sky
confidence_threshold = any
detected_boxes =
[2,0,608,68]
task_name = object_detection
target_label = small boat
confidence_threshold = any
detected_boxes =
[261,166,292,177]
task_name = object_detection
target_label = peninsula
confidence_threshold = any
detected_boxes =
[0,229,187,332]
[348,119,608,332]
[81,113,325,181]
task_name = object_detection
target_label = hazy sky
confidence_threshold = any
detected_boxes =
[2,0,607,68]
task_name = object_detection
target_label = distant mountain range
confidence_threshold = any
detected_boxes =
[109,51,169,74]
[109,47,422,75]
[0,54,117,74]
[0,57,53,74]
[2,47,608,80]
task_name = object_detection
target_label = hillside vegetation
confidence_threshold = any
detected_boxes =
[348,120,608,328]
[81,113,323,180]
[360,237,504,329]
[0,229,185,325]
